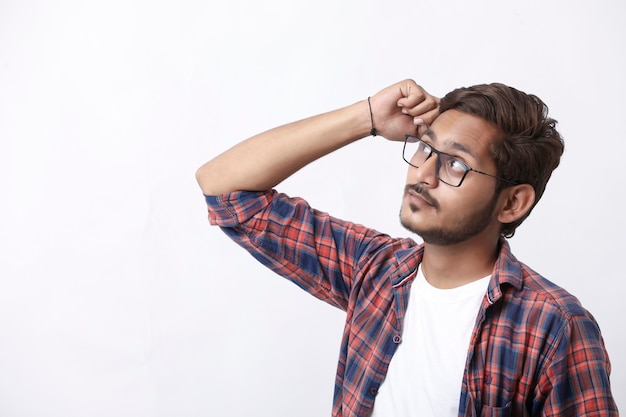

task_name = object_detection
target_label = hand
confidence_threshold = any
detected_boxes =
[369,79,440,141]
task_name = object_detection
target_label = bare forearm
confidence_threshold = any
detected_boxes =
[196,80,440,196]
[196,100,371,196]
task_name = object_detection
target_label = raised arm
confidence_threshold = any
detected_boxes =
[195,79,439,196]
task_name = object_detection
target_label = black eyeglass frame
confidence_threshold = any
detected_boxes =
[402,135,520,187]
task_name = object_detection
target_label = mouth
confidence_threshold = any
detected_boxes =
[404,185,438,209]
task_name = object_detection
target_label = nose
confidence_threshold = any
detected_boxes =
[410,153,439,187]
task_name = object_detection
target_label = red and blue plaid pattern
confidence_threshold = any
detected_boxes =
[204,190,618,417]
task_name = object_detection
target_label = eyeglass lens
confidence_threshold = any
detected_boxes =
[403,138,470,187]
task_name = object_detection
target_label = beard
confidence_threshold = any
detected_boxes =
[400,184,500,246]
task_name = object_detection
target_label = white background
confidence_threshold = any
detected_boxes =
[0,1,624,416]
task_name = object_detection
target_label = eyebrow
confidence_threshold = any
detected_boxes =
[423,129,476,157]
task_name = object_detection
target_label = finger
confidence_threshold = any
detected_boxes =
[415,107,440,126]
[412,107,440,137]
[400,95,439,117]
[397,87,428,108]
[416,123,430,138]
[397,81,437,104]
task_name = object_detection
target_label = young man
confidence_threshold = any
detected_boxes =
[196,79,617,416]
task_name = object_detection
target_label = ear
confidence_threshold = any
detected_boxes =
[496,184,536,225]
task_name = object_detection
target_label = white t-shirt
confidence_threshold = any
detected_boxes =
[369,266,490,417]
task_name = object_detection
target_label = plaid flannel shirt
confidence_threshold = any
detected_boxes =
[204,190,617,417]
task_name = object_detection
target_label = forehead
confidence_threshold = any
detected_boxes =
[426,109,500,158]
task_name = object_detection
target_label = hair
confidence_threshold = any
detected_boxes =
[439,83,564,238]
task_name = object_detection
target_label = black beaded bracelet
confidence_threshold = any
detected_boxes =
[367,96,377,137]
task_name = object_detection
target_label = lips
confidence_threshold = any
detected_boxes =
[405,184,438,209]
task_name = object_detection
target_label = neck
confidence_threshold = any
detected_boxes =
[421,235,501,289]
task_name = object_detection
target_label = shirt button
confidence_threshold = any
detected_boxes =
[392,335,402,343]
[370,387,378,395]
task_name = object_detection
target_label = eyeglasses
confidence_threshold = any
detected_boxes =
[402,135,519,187]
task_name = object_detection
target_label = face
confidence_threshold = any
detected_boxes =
[399,109,504,246]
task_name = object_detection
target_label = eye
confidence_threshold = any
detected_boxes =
[445,156,469,173]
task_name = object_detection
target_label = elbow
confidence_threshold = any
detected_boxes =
[195,164,216,196]
[195,162,238,196]
[196,160,270,195]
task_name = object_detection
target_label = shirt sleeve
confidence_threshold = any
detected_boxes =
[204,190,396,311]
[536,311,618,416]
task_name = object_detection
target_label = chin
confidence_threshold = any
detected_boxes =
[400,211,488,246]
[399,210,426,238]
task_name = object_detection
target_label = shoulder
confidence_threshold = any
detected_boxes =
[495,259,604,353]
[494,241,590,322]
[492,244,599,341]
[517,263,589,320]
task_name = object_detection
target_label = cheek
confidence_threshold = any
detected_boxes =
[442,183,495,213]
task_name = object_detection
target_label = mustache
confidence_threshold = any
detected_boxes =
[404,184,439,209]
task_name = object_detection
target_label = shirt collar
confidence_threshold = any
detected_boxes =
[487,238,523,303]
[391,238,523,299]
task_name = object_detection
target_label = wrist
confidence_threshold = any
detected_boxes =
[350,99,377,140]
[367,97,377,137]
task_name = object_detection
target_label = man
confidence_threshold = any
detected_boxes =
[196,79,617,416]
